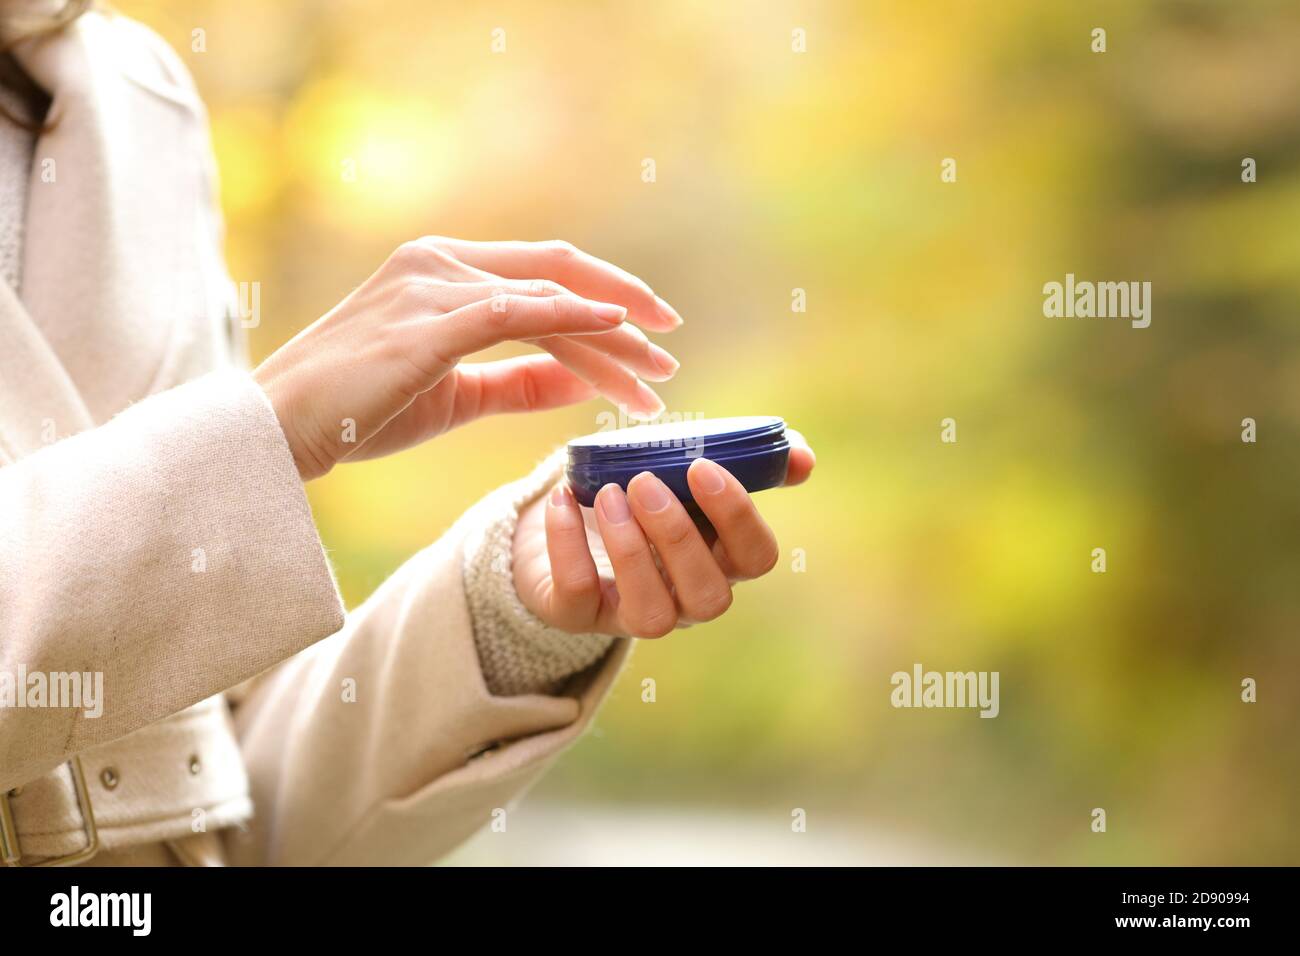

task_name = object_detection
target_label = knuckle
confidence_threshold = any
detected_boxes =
[517,362,541,409]
[714,493,751,528]
[740,541,780,578]
[550,294,580,323]
[390,240,427,270]
[523,278,565,297]
[400,237,460,273]
[553,566,600,604]
[627,605,677,639]
[543,239,578,263]
[487,290,512,316]
[655,516,697,552]
[397,278,431,307]
[688,584,733,622]
[482,296,512,329]
[605,535,648,564]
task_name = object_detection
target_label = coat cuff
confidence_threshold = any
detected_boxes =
[0,368,345,790]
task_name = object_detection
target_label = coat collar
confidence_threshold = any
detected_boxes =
[0,9,217,463]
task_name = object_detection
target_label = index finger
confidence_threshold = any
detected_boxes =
[418,294,625,371]
[426,237,683,333]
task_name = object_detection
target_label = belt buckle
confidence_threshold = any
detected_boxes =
[0,756,100,867]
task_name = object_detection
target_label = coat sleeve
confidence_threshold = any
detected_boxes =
[0,370,346,794]
[223,463,632,867]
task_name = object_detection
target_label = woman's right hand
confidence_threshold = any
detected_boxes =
[253,237,684,481]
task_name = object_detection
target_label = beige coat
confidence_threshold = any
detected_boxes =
[0,9,626,866]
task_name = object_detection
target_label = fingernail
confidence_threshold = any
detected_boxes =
[691,458,727,495]
[648,344,679,378]
[591,302,627,324]
[630,472,672,513]
[654,295,683,327]
[597,484,632,524]
[549,484,570,508]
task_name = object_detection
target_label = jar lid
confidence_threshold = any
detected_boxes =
[565,416,788,507]
[567,416,785,464]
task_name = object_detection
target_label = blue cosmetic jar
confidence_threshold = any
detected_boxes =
[565,416,789,509]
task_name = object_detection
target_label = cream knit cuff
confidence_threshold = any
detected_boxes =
[461,449,616,697]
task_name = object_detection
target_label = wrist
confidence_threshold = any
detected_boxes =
[252,366,331,482]
[462,451,615,696]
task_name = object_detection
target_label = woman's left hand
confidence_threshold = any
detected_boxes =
[512,432,815,637]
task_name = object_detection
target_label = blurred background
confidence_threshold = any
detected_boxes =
[120,0,1300,864]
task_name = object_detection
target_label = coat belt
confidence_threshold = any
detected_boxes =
[1,695,252,865]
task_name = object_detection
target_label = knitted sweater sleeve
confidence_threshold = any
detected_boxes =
[460,450,616,696]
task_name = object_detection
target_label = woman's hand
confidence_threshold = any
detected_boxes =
[254,237,683,481]
[512,434,816,637]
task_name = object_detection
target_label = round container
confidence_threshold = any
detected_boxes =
[565,416,789,508]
